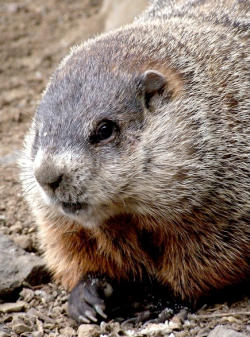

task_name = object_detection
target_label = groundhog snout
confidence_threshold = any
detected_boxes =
[34,157,63,193]
[33,152,89,216]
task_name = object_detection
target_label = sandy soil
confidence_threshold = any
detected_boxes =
[0,1,249,336]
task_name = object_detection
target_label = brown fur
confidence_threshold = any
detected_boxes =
[20,0,250,304]
[36,208,249,301]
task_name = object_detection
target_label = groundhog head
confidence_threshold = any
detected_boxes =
[21,29,208,229]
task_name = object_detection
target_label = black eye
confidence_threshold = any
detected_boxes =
[91,120,117,144]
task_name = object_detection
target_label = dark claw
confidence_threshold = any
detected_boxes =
[85,310,98,322]
[78,315,90,324]
[94,304,107,319]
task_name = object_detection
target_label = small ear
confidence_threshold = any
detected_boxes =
[141,70,167,94]
[139,70,167,108]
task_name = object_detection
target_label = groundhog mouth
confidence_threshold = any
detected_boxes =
[58,200,112,229]
[61,202,86,215]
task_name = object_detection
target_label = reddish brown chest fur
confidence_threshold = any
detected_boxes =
[42,211,249,301]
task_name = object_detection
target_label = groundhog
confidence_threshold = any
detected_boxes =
[20,0,250,324]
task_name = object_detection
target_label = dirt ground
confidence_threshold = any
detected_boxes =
[0,0,249,336]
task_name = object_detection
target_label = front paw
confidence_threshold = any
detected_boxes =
[68,274,113,324]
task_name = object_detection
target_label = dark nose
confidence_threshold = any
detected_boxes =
[34,159,63,192]
[46,174,63,191]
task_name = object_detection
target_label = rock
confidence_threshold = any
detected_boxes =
[19,288,34,303]
[11,234,34,252]
[221,316,241,324]
[197,328,212,337]
[208,326,248,337]
[12,322,31,334]
[35,318,44,335]
[12,317,32,334]
[34,289,55,303]
[100,322,123,336]
[10,314,36,334]
[0,233,49,298]
[140,322,176,336]
[77,324,100,337]
[169,320,182,330]
[0,301,26,313]
[170,308,188,325]
[9,223,23,234]
[0,331,9,337]
[60,326,77,337]
[32,332,43,337]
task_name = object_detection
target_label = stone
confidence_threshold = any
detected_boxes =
[0,233,49,298]
[169,320,182,330]
[11,235,34,252]
[197,328,212,337]
[32,332,43,337]
[208,326,248,337]
[77,324,100,337]
[11,315,36,334]
[0,301,26,313]
[9,223,23,234]
[12,322,31,334]
[19,288,34,303]
[170,308,188,325]
[60,326,77,337]
[140,322,174,336]
[222,316,241,324]
[0,331,9,337]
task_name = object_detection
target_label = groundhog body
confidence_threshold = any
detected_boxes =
[21,0,250,321]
